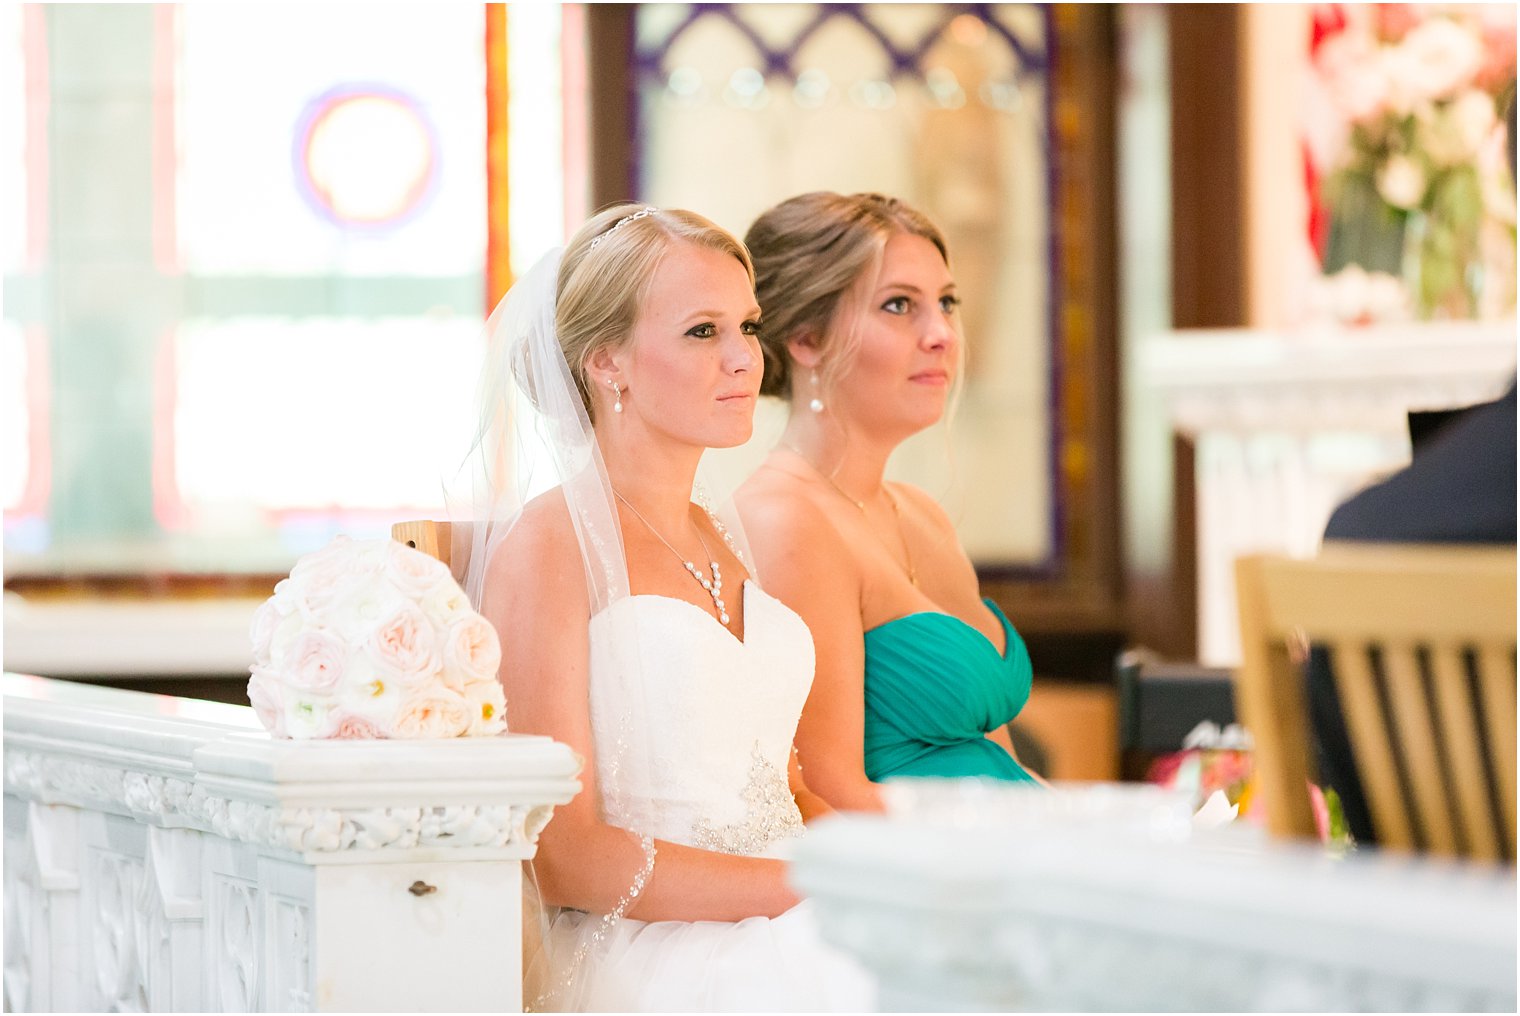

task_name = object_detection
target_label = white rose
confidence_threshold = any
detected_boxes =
[1364,272,1411,322]
[1376,154,1426,208]
[462,679,507,736]
[286,552,353,625]
[331,650,405,727]
[347,539,390,575]
[281,692,333,740]
[1377,46,1422,118]
[327,579,408,641]
[247,667,287,737]
[266,609,306,669]
[289,535,352,579]
[385,541,452,599]
[1397,17,1484,103]
[1328,265,1373,324]
[420,580,473,627]
[249,598,286,663]
[1450,90,1499,157]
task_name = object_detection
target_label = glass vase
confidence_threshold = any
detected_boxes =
[1403,167,1485,320]
[1323,170,1407,276]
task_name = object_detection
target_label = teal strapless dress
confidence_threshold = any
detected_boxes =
[862,599,1036,782]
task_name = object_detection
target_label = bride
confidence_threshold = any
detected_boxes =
[454,204,874,1012]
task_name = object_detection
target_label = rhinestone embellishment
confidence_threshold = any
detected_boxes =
[589,206,658,250]
[691,743,805,856]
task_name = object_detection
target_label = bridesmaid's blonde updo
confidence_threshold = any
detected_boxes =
[556,203,755,420]
[744,192,948,400]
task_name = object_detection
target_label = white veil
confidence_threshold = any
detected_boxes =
[449,234,758,1010]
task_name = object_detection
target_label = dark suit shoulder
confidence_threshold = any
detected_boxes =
[1324,385,1516,545]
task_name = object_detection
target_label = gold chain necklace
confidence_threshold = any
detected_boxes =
[613,491,731,625]
[782,448,918,587]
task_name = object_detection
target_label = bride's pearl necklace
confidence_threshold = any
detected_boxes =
[614,491,730,625]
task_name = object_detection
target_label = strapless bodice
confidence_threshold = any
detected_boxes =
[587,581,812,858]
[861,598,1036,782]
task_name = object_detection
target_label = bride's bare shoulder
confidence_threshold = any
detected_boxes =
[483,489,587,599]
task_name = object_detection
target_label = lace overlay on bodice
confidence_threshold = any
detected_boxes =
[587,581,812,859]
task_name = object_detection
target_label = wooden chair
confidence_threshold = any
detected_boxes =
[392,520,458,574]
[1234,543,1517,860]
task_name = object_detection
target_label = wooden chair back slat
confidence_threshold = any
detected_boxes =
[1233,555,1318,841]
[1428,643,1501,860]
[1476,645,1518,852]
[1327,641,1416,850]
[1234,543,1516,859]
[1381,641,1458,855]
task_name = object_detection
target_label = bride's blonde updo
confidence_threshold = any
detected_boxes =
[744,192,948,400]
[556,203,755,420]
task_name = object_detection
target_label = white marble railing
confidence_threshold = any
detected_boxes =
[792,781,1517,1012]
[2,674,581,1013]
[1144,321,1516,665]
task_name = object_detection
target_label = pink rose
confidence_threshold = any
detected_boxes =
[287,631,347,695]
[1374,4,1420,43]
[1475,9,1518,89]
[324,711,385,740]
[390,688,472,739]
[443,616,501,688]
[385,541,450,599]
[246,669,286,737]
[367,603,439,682]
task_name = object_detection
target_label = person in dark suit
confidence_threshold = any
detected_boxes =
[1309,382,1517,844]
[1308,90,1518,846]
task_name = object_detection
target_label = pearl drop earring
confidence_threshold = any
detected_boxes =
[808,369,824,414]
[610,379,623,414]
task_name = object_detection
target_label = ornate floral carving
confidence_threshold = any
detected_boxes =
[214,877,259,1012]
[94,851,148,1012]
[272,899,312,1012]
[3,825,35,1013]
[4,748,552,856]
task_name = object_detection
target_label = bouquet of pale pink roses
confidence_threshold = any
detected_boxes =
[247,536,507,740]
[1311,4,1516,319]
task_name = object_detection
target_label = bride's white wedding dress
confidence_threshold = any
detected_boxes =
[531,580,876,1012]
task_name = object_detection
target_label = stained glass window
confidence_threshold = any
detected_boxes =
[5,5,565,574]
[3,3,46,548]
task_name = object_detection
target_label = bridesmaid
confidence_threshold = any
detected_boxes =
[736,192,1041,812]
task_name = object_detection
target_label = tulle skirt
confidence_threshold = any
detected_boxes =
[530,900,876,1012]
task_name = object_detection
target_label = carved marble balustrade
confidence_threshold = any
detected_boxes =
[2,674,581,1013]
[1144,321,1517,665]
[792,782,1517,1012]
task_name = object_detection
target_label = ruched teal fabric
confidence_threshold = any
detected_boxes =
[861,599,1036,782]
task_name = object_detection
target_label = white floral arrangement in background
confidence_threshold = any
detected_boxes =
[1311,3,1516,319]
[248,536,506,740]
[1305,264,1412,325]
